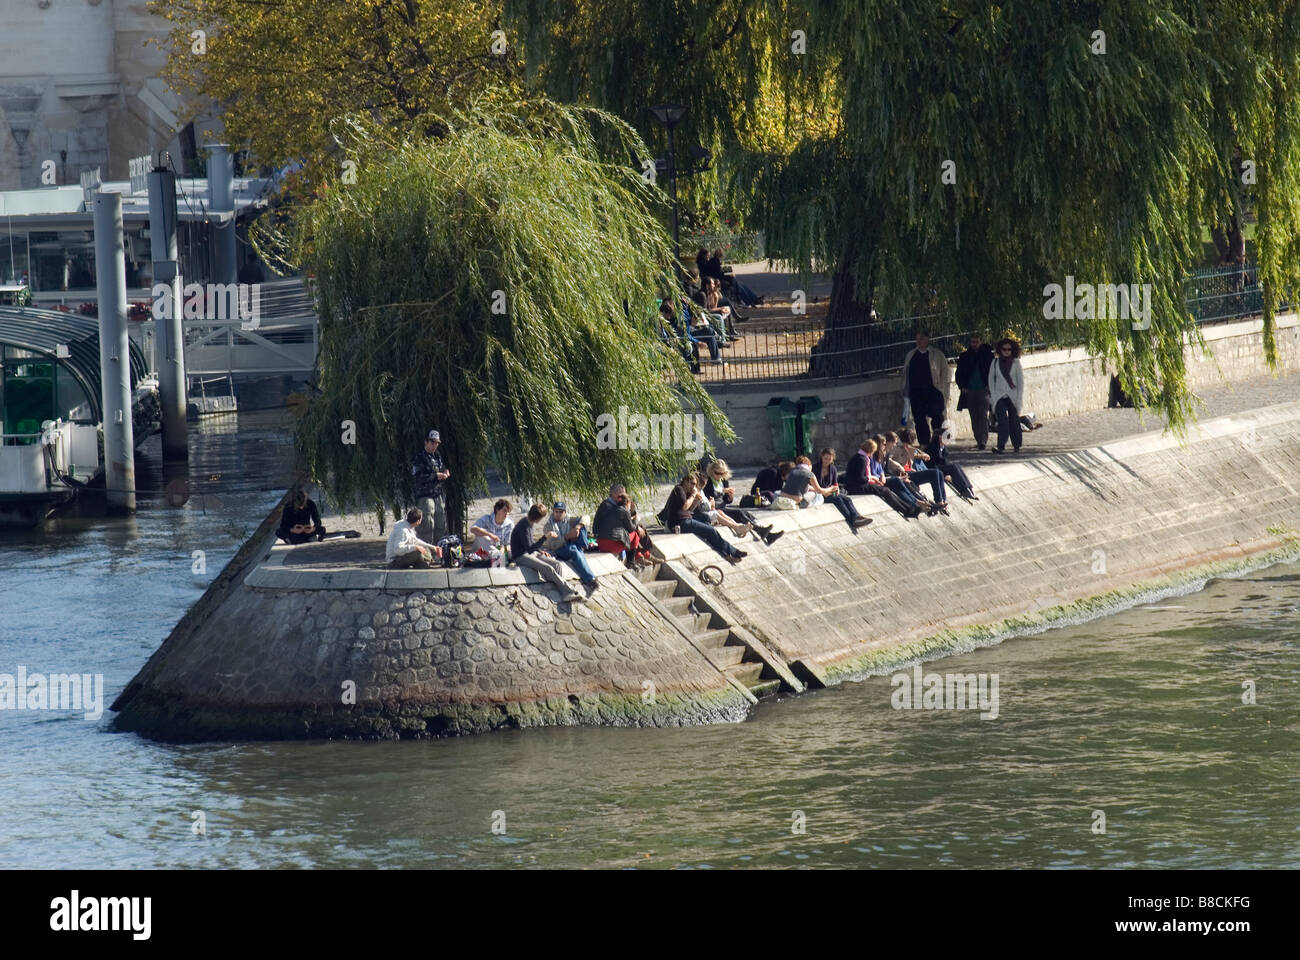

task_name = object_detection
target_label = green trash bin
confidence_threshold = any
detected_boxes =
[766,397,800,460]
[797,396,826,456]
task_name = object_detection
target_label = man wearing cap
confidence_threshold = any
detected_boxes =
[412,429,450,544]
[543,501,599,594]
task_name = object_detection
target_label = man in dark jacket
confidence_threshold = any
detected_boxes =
[954,335,995,449]
[594,484,646,561]
[750,462,788,501]
[411,429,449,543]
[900,333,951,446]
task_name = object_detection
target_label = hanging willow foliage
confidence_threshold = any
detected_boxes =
[276,99,733,529]
[723,0,1300,431]
[508,0,1300,431]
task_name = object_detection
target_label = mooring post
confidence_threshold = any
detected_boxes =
[93,190,136,513]
[147,164,188,461]
[207,144,238,286]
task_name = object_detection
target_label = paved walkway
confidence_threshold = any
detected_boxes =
[291,371,1293,567]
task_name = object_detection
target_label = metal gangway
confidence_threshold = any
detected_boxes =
[129,276,319,378]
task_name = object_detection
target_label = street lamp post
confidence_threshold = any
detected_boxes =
[649,104,688,260]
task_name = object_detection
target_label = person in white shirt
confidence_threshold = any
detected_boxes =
[469,499,515,558]
[386,507,440,568]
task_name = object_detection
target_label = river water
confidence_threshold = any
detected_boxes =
[1,411,1297,869]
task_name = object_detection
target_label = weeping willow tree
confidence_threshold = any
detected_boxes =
[512,0,1300,430]
[274,99,733,530]
[744,0,1300,425]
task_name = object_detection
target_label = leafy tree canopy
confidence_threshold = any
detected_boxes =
[514,0,1300,430]
[280,99,733,526]
[150,0,520,178]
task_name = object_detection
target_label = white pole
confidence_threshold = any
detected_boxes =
[93,190,136,513]
[207,144,237,285]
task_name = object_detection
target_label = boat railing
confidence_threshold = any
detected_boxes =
[1,431,43,446]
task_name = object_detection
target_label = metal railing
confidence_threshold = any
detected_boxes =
[129,277,319,377]
[700,263,1281,386]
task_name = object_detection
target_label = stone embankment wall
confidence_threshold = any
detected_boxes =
[113,400,1300,741]
[704,312,1300,465]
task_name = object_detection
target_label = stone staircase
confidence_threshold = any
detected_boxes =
[628,561,793,699]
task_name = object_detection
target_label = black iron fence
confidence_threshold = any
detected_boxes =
[704,263,1279,387]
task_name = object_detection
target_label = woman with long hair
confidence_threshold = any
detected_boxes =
[702,460,782,545]
[988,337,1025,453]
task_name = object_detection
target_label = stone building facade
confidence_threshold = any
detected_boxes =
[0,0,211,190]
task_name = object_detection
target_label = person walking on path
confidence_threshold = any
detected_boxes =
[901,332,951,446]
[510,503,584,602]
[411,429,450,543]
[988,338,1025,453]
[955,335,995,449]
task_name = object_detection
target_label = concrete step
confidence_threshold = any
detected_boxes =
[637,563,663,583]
[695,627,732,648]
[663,595,694,616]
[677,611,713,632]
[710,644,746,668]
[749,678,782,699]
[643,579,678,600]
[726,662,765,686]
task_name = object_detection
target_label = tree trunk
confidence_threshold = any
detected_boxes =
[808,238,874,379]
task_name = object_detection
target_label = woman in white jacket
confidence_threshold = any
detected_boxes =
[987,338,1025,453]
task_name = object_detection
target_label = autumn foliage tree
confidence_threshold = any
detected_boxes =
[150,0,520,177]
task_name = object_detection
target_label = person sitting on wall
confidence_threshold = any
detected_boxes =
[749,461,789,503]
[276,488,326,544]
[778,455,873,533]
[898,428,951,515]
[385,507,441,569]
[852,438,923,518]
[924,428,979,501]
[594,484,656,566]
[874,435,934,516]
[469,498,515,561]
[543,502,600,594]
[662,473,748,564]
[510,503,584,602]
[703,460,782,545]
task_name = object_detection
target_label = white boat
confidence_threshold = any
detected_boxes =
[0,305,159,527]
